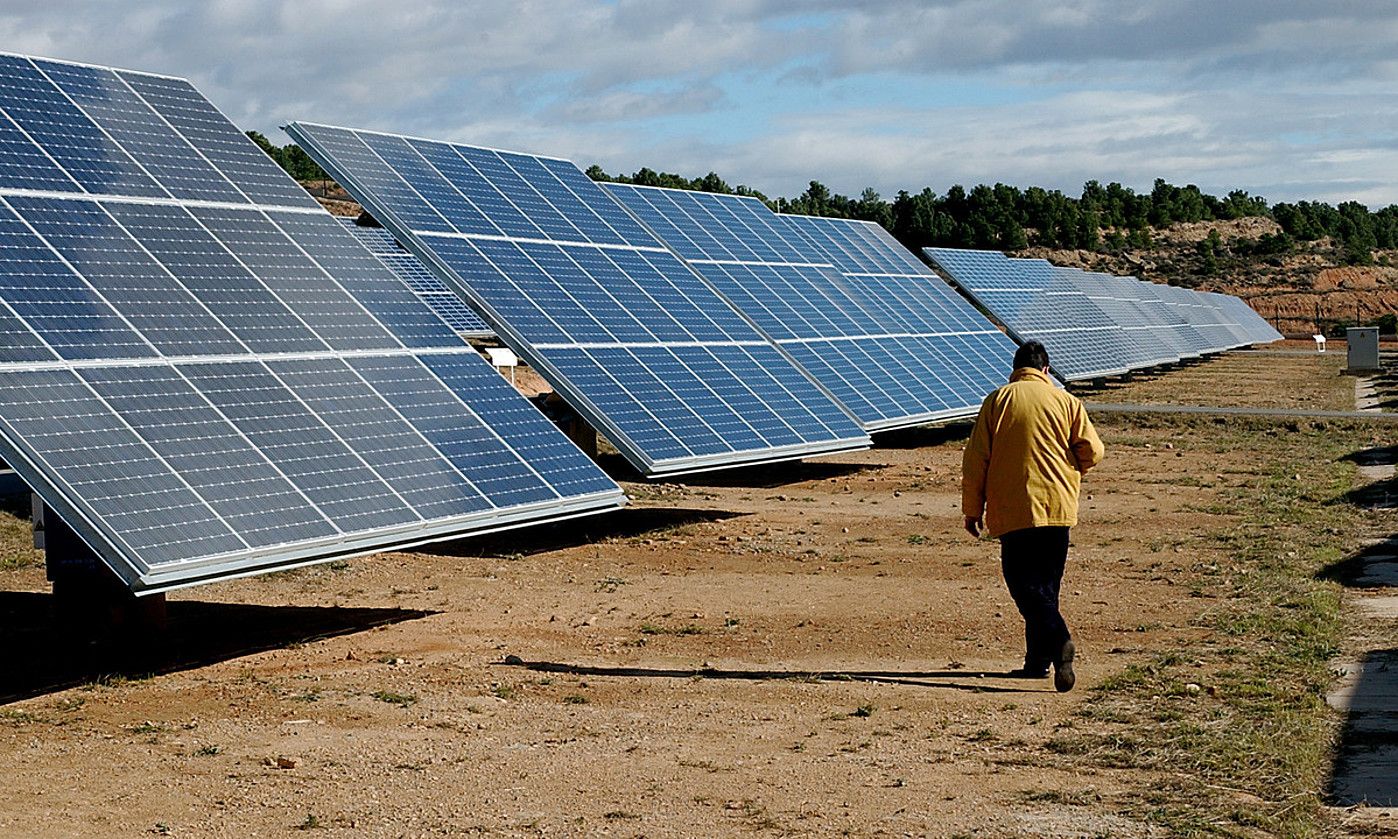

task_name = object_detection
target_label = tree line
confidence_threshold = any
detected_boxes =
[247,131,328,182]
[588,166,1398,266]
[248,132,1398,266]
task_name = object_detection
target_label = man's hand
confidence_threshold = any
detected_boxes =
[963,516,982,538]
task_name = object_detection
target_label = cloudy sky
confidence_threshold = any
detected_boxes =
[2,1,1395,206]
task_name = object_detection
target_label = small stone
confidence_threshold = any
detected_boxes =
[503,654,524,665]
[1163,442,1173,449]
[841,527,849,534]
[1184,683,1202,695]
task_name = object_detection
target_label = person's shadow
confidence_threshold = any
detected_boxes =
[503,658,1053,694]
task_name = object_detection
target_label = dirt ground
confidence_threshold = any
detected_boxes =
[0,346,1364,837]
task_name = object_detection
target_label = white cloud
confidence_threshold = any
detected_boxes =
[0,1,1392,204]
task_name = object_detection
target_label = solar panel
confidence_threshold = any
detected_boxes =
[600,185,1008,429]
[1126,279,1216,357]
[776,213,1021,416]
[337,216,493,337]
[1050,267,1180,368]
[0,53,625,593]
[1218,294,1283,343]
[285,123,870,475]
[924,248,1134,381]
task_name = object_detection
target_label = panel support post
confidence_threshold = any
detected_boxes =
[536,394,598,459]
[34,496,166,637]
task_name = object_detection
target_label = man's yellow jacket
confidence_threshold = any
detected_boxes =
[961,367,1105,539]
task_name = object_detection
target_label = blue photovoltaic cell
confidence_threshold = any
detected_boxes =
[338,217,492,337]
[0,52,624,593]
[0,55,168,199]
[1217,294,1281,343]
[114,70,320,209]
[32,58,246,204]
[287,121,870,475]
[102,201,329,354]
[605,184,1017,429]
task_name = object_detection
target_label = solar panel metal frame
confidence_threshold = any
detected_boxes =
[0,53,626,593]
[286,122,871,477]
[601,184,1011,431]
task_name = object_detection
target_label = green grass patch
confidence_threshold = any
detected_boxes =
[639,623,703,636]
[1056,415,1386,836]
[371,690,417,707]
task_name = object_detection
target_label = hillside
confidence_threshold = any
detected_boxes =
[307,185,1395,337]
[1027,217,1398,335]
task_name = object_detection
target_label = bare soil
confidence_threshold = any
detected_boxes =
[0,349,1360,837]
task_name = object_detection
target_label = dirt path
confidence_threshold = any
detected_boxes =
[0,346,1365,836]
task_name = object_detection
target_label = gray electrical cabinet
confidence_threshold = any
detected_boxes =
[1347,327,1381,372]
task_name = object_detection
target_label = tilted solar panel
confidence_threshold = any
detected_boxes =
[924,248,1133,381]
[1198,291,1252,346]
[1126,279,1215,357]
[1051,267,1180,368]
[286,123,870,476]
[1218,294,1282,343]
[776,213,1020,414]
[602,185,1008,429]
[0,54,625,593]
[337,216,493,337]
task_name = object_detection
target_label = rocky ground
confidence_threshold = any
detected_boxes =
[0,345,1386,837]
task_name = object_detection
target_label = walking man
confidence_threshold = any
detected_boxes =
[961,341,1104,692]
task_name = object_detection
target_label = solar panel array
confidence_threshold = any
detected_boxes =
[602,185,1015,429]
[777,212,1020,416]
[337,217,492,337]
[286,123,871,476]
[926,248,1281,381]
[0,53,625,593]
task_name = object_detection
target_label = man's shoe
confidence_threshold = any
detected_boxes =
[1053,640,1076,693]
[1005,666,1048,679]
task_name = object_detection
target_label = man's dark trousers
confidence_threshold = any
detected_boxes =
[999,526,1071,671]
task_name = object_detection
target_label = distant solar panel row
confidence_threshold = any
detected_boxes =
[602,185,1017,429]
[0,53,624,592]
[925,248,1281,381]
[779,216,1020,404]
[337,217,493,337]
[287,123,871,476]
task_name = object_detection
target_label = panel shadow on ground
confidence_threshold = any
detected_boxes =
[1329,648,1398,807]
[0,594,435,703]
[422,506,749,558]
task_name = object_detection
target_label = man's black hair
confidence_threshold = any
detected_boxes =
[1013,340,1050,371]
